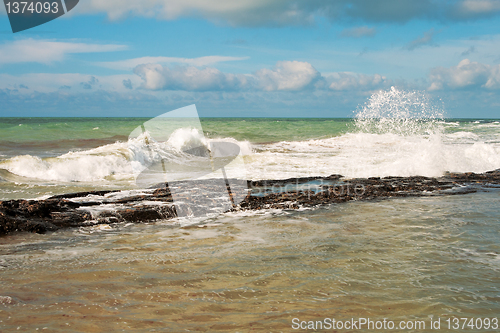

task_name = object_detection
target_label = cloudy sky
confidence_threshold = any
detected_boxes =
[1,0,500,117]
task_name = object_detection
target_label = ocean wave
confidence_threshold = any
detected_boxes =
[248,131,500,179]
[0,152,132,183]
[247,85,500,179]
[476,123,500,129]
[0,129,253,183]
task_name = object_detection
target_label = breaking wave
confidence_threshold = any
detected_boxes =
[250,87,500,179]
[0,128,252,183]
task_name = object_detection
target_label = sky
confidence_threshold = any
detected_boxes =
[1,0,500,118]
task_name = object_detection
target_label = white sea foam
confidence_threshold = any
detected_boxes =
[0,128,253,183]
[246,87,500,179]
[167,127,208,152]
[0,151,132,182]
[246,132,500,179]
[445,131,479,140]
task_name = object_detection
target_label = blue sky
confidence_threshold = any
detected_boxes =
[1,0,500,117]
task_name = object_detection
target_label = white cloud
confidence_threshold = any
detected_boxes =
[428,59,500,90]
[98,55,248,70]
[340,26,377,38]
[0,39,127,65]
[133,61,307,92]
[327,72,389,91]
[133,64,250,91]
[254,61,320,91]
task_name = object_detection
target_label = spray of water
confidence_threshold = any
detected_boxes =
[354,86,445,136]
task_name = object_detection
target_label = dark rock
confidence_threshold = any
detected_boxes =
[1,170,500,236]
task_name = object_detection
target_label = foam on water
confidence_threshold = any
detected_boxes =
[0,141,133,182]
[0,127,252,184]
[349,88,499,176]
[1,151,131,183]
[354,86,444,135]
[248,87,500,179]
[167,127,208,152]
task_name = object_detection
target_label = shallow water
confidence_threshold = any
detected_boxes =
[1,191,499,332]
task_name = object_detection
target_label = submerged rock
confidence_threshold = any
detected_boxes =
[0,170,499,236]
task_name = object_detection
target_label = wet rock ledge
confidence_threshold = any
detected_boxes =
[1,170,499,236]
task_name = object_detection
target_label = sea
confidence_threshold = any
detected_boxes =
[1,88,500,332]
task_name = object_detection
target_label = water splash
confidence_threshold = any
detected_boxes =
[355,86,445,136]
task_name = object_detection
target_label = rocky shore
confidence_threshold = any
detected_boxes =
[1,170,499,236]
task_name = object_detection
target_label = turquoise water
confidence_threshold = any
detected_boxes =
[0,117,351,148]
[1,117,499,146]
